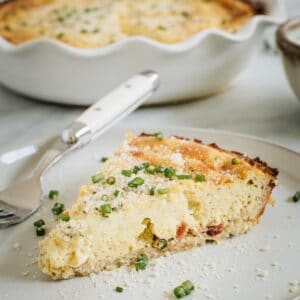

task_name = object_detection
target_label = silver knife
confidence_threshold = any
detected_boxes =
[0,71,159,228]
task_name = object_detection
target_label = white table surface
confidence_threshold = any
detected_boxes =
[0,0,299,154]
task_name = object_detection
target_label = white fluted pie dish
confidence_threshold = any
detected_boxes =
[0,0,286,106]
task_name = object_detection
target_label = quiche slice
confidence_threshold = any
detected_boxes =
[39,133,278,280]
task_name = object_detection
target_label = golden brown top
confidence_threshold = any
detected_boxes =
[128,133,278,182]
[0,0,257,48]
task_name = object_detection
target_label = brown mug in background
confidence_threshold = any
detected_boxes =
[276,17,300,102]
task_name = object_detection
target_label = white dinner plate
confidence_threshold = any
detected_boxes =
[0,128,299,300]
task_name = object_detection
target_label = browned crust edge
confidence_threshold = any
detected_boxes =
[139,132,279,180]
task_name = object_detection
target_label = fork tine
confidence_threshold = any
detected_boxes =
[0,200,16,212]
[0,215,22,228]
[0,172,43,228]
[0,211,15,218]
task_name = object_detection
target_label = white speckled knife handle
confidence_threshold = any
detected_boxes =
[61,71,159,145]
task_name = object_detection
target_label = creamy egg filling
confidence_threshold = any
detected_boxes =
[39,165,270,278]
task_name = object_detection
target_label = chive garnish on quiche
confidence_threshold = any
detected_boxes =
[39,132,278,279]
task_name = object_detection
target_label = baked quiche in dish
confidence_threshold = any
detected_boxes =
[39,133,278,280]
[0,0,263,48]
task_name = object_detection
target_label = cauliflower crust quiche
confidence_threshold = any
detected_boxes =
[39,133,278,280]
[0,0,264,48]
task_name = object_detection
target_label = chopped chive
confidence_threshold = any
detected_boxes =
[51,202,65,215]
[154,132,163,140]
[135,253,148,271]
[57,16,65,22]
[4,25,11,31]
[36,226,46,237]
[101,157,108,163]
[92,173,104,184]
[121,169,132,177]
[106,176,116,185]
[33,219,45,228]
[80,29,88,34]
[157,25,166,31]
[66,11,75,18]
[181,280,195,295]
[149,187,155,196]
[174,286,185,299]
[115,286,123,293]
[154,166,164,173]
[194,174,206,182]
[48,190,59,199]
[292,191,300,202]
[60,214,70,222]
[101,194,109,201]
[132,165,142,174]
[83,7,99,13]
[34,218,46,236]
[231,158,238,165]
[128,177,144,188]
[99,204,112,217]
[164,167,176,179]
[157,188,169,195]
[113,190,120,197]
[173,280,195,298]
[56,32,64,39]
[176,174,192,180]
[142,162,150,169]
[93,28,100,33]
[144,166,155,174]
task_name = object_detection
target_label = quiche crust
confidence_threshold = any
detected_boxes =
[0,0,261,48]
[39,133,277,280]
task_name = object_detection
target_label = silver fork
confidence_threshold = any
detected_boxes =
[0,71,159,228]
[0,138,69,228]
